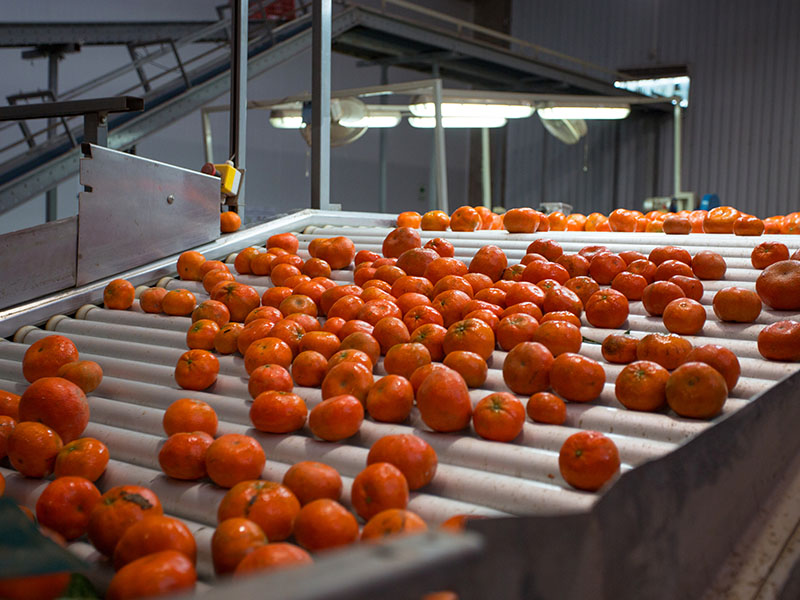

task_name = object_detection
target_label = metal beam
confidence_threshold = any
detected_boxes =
[0,96,144,122]
[311,0,334,211]
[229,0,248,214]
[46,52,59,222]
[0,22,223,47]
[351,8,629,97]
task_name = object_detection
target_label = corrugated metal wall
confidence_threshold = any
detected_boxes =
[506,0,800,217]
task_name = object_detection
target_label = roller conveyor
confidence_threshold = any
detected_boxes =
[2,210,800,599]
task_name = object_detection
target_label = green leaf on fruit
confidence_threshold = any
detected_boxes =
[59,573,100,599]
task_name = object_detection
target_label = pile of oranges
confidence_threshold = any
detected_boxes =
[2,214,800,599]
[400,205,800,235]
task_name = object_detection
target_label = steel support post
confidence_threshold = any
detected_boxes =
[312,0,336,210]
[229,0,248,215]
[673,101,682,196]
[46,52,59,222]
[432,77,448,214]
[378,65,388,213]
[481,127,491,208]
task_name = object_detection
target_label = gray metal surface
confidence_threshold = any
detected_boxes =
[0,22,224,46]
[432,77,448,213]
[180,530,483,600]
[0,217,77,310]
[467,369,800,599]
[507,0,800,216]
[229,0,248,214]
[311,0,333,211]
[76,144,219,285]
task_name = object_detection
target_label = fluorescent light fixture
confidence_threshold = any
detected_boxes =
[615,75,690,108]
[408,100,534,119]
[537,106,630,120]
[269,108,401,129]
[338,113,402,128]
[408,116,508,128]
[269,110,304,129]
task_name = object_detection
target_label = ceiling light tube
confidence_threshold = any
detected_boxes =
[408,99,534,119]
[269,109,304,129]
[537,106,631,120]
[408,116,508,128]
[338,112,402,128]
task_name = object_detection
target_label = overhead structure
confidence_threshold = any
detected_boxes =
[0,1,650,216]
[200,81,668,213]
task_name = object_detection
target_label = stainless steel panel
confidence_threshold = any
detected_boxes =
[76,144,220,286]
[0,216,76,310]
[0,209,391,337]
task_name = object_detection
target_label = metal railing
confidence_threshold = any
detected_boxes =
[378,0,633,82]
[0,1,312,163]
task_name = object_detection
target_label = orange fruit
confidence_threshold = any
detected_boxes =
[636,333,693,370]
[35,476,101,540]
[250,391,307,434]
[220,211,241,233]
[282,461,342,505]
[662,297,706,335]
[558,431,620,491]
[756,260,800,310]
[526,392,566,425]
[502,341,553,395]
[104,278,135,310]
[665,362,727,418]
[292,499,359,552]
[684,344,741,392]
[158,431,213,480]
[217,480,301,543]
[367,434,437,490]
[113,514,196,570]
[233,542,312,575]
[416,366,472,433]
[205,434,266,489]
[7,421,63,478]
[174,349,219,391]
[614,360,669,412]
[105,550,195,600]
[210,517,267,575]
[308,394,364,441]
[365,375,414,423]
[54,437,109,481]
[707,286,753,320]
[601,333,639,364]
[177,251,206,281]
[549,353,606,403]
[163,397,218,437]
[88,485,163,557]
[472,392,525,442]
[758,320,800,361]
[55,360,103,394]
[361,508,427,541]
[351,462,409,521]
[22,335,79,383]
[18,377,89,443]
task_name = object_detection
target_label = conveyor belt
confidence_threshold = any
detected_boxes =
[2,217,799,597]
